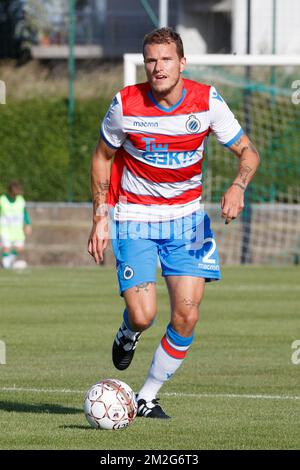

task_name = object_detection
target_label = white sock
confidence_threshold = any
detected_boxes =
[137,324,194,402]
[10,253,17,265]
[2,255,12,269]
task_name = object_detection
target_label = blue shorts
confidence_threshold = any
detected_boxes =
[111,209,221,295]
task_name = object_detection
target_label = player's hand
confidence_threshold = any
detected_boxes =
[88,218,109,264]
[221,184,245,224]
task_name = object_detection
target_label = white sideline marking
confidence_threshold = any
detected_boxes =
[0,387,299,401]
[164,392,300,401]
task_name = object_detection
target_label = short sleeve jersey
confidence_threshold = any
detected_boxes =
[101,79,243,222]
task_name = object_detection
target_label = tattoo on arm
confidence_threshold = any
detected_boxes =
[98,180,110,195]
[93,180,110,206]
[239,164,252,184]
[233,140,259,158]
[227,137,259,190]
[233,137,243,148]
[237,146,249,157]
[231,134,258,155]
[231,139,258,184]
[231,182,246,191]
[135,282,155,293]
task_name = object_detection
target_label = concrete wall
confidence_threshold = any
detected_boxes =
[177,0,300,56]
[25,203,114,267]
[177,0,232,54]
[232,0,300,55]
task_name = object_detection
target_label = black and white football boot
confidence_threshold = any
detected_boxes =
[112,323,141,370]
[137,398,171,419]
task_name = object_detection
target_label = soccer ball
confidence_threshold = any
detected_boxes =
[12,260,27,270]
[83,378,137,430]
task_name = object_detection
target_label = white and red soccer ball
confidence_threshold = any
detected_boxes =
[83,378,137,430]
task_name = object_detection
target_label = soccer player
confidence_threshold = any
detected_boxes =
[0,181,32,269]
[88,28,260,419]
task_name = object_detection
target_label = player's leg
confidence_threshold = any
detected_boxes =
[6,242,25,268]
[1,247,12,269]
[136,210,220,418]
[136,276,205,419]
[10,244,24,266]
[123,281,157,331]
[1,232,25,268]
[111,230,158,371]
[1,236,13,269]
[112,282,157,371]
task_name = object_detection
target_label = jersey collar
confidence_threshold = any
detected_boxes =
[147,88,187,113]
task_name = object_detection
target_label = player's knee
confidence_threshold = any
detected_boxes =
[127,307,156,332]
[130,317,154,332]
[172,309,199,335]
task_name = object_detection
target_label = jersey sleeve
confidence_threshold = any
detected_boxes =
[100,92,126,149]
[209,86,243,147]
[24,207,31,225]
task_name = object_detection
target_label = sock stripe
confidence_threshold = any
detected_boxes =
[166,324,194,347]
[161,335,188,359]
[165,333,190,351]
[123,308,131,330]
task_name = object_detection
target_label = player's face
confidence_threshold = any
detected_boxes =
[144,42,186,96]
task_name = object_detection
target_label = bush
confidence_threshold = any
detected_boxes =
[0,98,110,201]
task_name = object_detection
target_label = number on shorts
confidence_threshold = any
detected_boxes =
[202,238,216,264]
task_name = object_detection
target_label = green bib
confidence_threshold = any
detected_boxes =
[0,194,25,241]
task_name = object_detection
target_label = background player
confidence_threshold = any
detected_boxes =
[0,181,32,269]
[88,27,260,419]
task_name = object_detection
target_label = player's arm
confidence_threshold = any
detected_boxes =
[209,87,260,224]
[221,134,260,224]
[88,138,116,264]
[24,207,32,236]
[88,92,125,263]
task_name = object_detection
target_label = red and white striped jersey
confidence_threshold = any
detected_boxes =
[101,78,243,222]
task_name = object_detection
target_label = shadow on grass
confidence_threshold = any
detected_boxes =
[59,424,92,430]
[0,401,81,414]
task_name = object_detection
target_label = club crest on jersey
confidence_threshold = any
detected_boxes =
[123,265,134,280]
[186,115,201,134]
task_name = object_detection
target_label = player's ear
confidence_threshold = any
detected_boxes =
[180,56,186,73]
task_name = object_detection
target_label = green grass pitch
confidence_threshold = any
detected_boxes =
[0,266,299,450]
